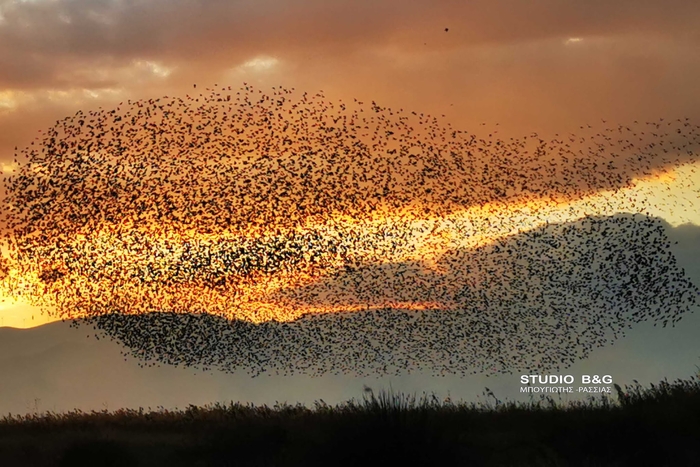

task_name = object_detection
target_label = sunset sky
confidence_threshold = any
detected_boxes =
[1,0,700,412]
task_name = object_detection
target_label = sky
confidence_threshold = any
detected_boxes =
[0,0,700,413]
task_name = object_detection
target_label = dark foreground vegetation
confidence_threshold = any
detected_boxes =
[2,375,700,467]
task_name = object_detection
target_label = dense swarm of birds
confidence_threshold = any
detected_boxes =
[1,83,699,376]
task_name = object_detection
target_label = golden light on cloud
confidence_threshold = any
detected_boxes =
[133,60,174,79]
[0,88,125,114]
[0,91,18,111]
[1,161,18,173]
[227,56,281,78]
[243,56,279,71]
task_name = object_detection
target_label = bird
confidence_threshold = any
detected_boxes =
[1,82,698,378]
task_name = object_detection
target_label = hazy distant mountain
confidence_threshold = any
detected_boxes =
[0,319,354,417]
[79,214,700,377]
[1,215,699,417]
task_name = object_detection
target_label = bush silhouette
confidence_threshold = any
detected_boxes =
[59,439,138,467]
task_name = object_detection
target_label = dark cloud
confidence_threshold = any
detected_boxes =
[0,0,698,155]
[0,0,699,89]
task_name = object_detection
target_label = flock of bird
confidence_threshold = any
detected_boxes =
[1,83,699,376]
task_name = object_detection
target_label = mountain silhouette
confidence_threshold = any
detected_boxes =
[62,213,700,378]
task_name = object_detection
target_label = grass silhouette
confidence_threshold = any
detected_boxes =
[1,373,699,466]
